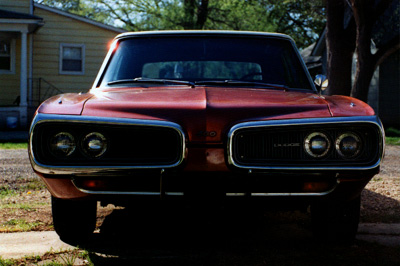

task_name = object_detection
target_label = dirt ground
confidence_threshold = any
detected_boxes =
[0,145,399,233]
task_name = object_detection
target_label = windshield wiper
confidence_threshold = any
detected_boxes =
[108,77,195,87]
[195,80,288,91]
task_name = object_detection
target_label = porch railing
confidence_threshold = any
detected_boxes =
[29,78,63,107]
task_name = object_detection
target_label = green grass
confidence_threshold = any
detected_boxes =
[1,218,43,232]
[21,178,47,191]
[0,179,46,200]
[0,186,17,199]
[3,203,35,211]
[0,257,14,266]
[0,250,93,266]
[385,127,400,145]
[386,137,400,146]
[385,127,400,137]
[0,142,28,149]
[0,201,49,211]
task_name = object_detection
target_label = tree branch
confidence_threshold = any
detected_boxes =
[374,34,400,67]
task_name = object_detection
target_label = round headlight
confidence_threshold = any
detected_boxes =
[336,132,361,158]
[82,132,107,158]
[304,132,331,158]
[50,132,76,157]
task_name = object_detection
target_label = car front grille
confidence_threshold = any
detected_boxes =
[31,116,185,169]
[229,118,383,169]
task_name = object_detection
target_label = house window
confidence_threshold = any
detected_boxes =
[59,44,85,75]
[0,38,15,74]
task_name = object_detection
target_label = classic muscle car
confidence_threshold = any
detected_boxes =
[29,31,384,242]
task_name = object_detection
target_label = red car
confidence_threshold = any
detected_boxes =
[29,31,384,243]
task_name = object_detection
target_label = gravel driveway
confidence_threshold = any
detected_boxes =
[1,145,399,223]
[0,146,399,263]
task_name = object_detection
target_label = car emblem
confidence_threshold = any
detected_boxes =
[196,131,217,137]
[273,143,300,147]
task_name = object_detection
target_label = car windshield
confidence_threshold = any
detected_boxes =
[99,36,313,90]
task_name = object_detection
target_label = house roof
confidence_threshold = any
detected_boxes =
[0,9,44,33]
[34,3,126,33]
[0,9,42,20]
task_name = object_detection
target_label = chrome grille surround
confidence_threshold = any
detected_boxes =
[29,113,186,175]
[227,116,385,171]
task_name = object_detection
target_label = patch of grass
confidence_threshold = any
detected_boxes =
[59,251,80,266]
[0,218,43,232]
[18,203,37,211]
[0,250,93,266]
[0,203,36,211]
[0,142,27,149]
[371,176,383,182]
[0,201,49,212]
[385,127,400,137]
[385,127,400,145]
[0,257,14,266]
[0,186,17,199]
[386,137,400,146]
[21,178,46,191]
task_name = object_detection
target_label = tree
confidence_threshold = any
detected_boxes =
[350,0,400,101]
[35,0,325,48]
[37,0,110,23]
[265,0,326,48]
[326,0,400,102]
[325,1,356,96]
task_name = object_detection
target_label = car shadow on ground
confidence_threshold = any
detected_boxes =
[361,189,400,223]
[62,202,399,266]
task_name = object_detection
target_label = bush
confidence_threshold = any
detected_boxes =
[385,127,400,137]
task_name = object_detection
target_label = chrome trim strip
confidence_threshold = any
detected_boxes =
[29,113,186,175]
[227,116,385,171]
[72,188,185,196]
[226,183,337,197]
[226,193,246,196]
[166,192,185,196]
[249,190,332,197]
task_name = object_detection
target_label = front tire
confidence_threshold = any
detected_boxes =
[52,196,97,242]
[311,196,361,244]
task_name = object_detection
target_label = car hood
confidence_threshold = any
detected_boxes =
[81,86,331,143]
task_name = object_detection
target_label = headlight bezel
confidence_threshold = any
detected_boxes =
[304,132,331,158]
[335,132,362,159]
[49,132,76,157]
[81,132,108,158]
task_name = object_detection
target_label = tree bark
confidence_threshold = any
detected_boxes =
[350,0,399,102]
[350,0,375,101]
[325,0,356,96]
[196,0,209,29]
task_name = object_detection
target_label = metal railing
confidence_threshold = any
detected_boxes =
[29,78,63,107]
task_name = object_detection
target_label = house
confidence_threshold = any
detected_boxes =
[0,0,125,129]
[301,29,400,128]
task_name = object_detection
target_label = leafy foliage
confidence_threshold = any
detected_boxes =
[35,0,325,48]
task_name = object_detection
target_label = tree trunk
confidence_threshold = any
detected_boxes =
[350,5,375,102]
[196,0,209,29]
[325,1,356,96]
[349,0,398,102]
[351,58,376,102]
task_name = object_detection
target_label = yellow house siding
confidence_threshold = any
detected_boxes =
[0,0,31,14]
[0,38,23,106]
[33,7,118,94]
[0,0,31,105]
